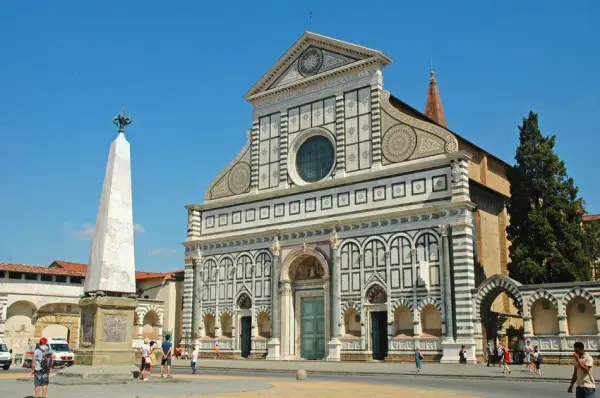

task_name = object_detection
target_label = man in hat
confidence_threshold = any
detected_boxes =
[31,337,53,398]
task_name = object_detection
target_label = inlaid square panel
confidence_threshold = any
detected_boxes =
[411,178,426,195]
[245,209,256,222]
[218,213,228,226]
[373,186,386,202]
[259,206,270,220]
[321,195,333,210]
[432,174,448,192]
[355,189,367,205]
[337,192,350,207]
[392,182,406,198]
[289,200,300,215]
[274,203,285,218]
[205,215,215,228]
[232,211,241,224]
[305,198,316,213]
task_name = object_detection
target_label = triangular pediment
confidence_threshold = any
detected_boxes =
[244,32,391,101]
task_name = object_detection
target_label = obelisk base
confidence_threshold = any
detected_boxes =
[74,296,137,367]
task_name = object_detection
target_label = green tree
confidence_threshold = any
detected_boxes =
[506,111,589,283]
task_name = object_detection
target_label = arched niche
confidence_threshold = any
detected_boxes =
[566,297,597,335]
[420,304,442,337]
[393,305,413,337]
[531,298,559,335]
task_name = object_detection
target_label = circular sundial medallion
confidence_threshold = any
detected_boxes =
[228,162,251,194]
[381,124,418,163]
[298,47,324,77]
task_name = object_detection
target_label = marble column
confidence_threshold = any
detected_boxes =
[191,257,202,348]
[523,316,533,336]
[411,248,420,336]
[559,315,568,336]
[441,225,454,339]
[267,237,281,359]
[327,231,342,361]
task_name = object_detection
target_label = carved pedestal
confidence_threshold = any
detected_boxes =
[74,296,137,366]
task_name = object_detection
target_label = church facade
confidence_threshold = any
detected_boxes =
[181,32,518,363]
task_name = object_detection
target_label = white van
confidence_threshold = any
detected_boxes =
[23,338,75,368]
[0,337,12,370]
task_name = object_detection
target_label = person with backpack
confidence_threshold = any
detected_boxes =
[31,337,53,398]
[533,346,543,376]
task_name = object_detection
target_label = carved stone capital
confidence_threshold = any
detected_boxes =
[329,230,340,249]
[439,224,450,237]
[270,236,281,256]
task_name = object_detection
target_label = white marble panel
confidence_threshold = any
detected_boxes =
[259,141,269,165]
[270,138,279,162]
[259,116,270,141]
[345,144,359,172]
[391,269,400,288]
[345,91,358,118]
[270,113,280,138]
[358,114,371,142]
[358,87,371,114]
[358,141,372,170]
[300,104,311,130]
[269,163,279,188]
[288,108,299,132]
[324,97,335,124]
[312,101,324,126]
[345,117,358,145]
[258,164,269,190]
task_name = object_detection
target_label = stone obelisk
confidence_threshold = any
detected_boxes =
[73,109,138,371]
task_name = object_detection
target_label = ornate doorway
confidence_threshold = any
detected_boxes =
[280,247,331,360]
[241,316,251,358]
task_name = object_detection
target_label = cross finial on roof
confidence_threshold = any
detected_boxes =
[113,107,132,134]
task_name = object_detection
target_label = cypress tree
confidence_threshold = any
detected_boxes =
[506,111,589,283]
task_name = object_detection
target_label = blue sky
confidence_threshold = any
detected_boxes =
[1,1,598,272]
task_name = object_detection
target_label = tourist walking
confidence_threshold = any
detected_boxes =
[160,335,173,378]
[214,342,220,359]
[459,345,467,365]
[524,340,533,372]
[143,341,157,381]
[568,341,595,397]
[191,348,198,374]
[502,347,512,374]
[415,347,424,372]
[31,337,53,398]
[532,345,543,376]
[486,343,495,367]
[138,338,150,381]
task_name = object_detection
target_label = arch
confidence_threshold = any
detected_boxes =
[235,284,253,304]
[340,300,361,314]
[566,296,597,335]
[255,305,271,317]
[257,311,271,338]
[361,236,389,254]
[420,304,442,337]
[528,289,559,312]
[339,238,362,254]
[562,288,596,313]
[136,304,164,325]
[365,283,387,304]
[202,308,216,318]
[413,228,441,244]
[391,297,413,312]
[203,313,216,338]
[280,246,330,281]
[417,296,442,313]
[220,312,233,338]
[414,232,440,263]
[42,324,69,340]
[392,299,413,337]
[530,297,559,335]
[142,310,160,338]
[219,307,233,317]
[253,249,273,263]
[475,274,523,318]
[342,306,361,337]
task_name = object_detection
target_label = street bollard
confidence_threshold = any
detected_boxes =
[296,369,307,380]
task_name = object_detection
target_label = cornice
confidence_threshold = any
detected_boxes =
[182,200,474,248]
[186,153,455,212]
[248,59,380,105]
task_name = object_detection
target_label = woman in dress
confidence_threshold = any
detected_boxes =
[143,341,157,381]
[415,347,424,372]
[502,346,512,374]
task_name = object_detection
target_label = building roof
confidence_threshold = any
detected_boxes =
[1,261,181,281]
[424,70,447,128]
[584,214,600,222]
[0,263,84,276]
[50,260,87,273]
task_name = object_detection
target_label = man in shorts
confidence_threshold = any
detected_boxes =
[160,334,173,378]
[31,337,53,398]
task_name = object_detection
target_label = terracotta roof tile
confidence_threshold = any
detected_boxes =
[51,260,88,272]
[135,271,176,281]
[0,263,85,276]
[584,214,600,222]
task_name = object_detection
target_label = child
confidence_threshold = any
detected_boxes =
[214,342,220,359]
[415,347,424,372]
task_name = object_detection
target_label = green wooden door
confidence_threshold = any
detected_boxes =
[371,312,388,360]
[241,317,251,358]
[301,297,325,359]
